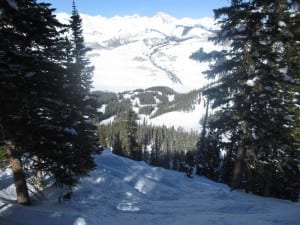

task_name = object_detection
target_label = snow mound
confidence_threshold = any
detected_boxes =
[0,150,299,225]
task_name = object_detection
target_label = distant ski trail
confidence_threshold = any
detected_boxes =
[149,41,182,84]
[149,36,204,85]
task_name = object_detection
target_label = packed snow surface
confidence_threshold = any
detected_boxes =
[0,150,299,225]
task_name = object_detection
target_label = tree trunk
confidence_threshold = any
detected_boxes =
[33,155,44,190]
[199,98,210,154]
[196,98,209,175]
[231,145,246,190]
[5,140,31,205]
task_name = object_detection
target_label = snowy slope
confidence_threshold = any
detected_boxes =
[56,13,219,93]
[96,86,205,131]
[1,150,299,225]
[148,101,205,131]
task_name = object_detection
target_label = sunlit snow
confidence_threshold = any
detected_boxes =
[0,150,299,225]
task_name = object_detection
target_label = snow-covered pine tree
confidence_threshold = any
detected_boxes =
[194,0,299,201]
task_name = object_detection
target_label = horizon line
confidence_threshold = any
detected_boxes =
[55,11,216,20]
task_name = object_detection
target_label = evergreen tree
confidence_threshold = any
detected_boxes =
[112,132,123,156]
[196,97,221,180]
[99,125,108,148]
[0,0,99,204]
[194,0,299,201]
[120,109,142,160]
[49,0,99,187]
[0,0,70,205]
[70,0,94,95]
[150,130,161,166]
[23,0,99,189]
[110,108,141,160]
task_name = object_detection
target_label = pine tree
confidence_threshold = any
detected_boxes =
[99,125,108,148]
[196,97,221,179]
[48,0,99,187]
[150,128,163,166]
[0,0,100,203]
[194,0,299,200]
[0,0,70,205]
[112,132,123,156]
[120,109,142,160]
[70,0,93,95]
[20,0,99,189]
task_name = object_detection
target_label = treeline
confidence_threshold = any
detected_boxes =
[0,1,99,204]
[99,109,198,173]
[92,86,204,121]
[192,0,299,201]
[151,89,201,118]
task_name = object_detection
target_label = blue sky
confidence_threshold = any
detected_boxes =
[40,0,230,18]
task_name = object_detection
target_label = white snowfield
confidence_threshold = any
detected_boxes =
[56,13,219,93]
[0,150,299,225]
[138,101,205,131]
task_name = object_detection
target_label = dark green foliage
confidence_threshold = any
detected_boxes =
[136,92,156,105]
[92,91,118,105]
[139,105,155,115]
[150,89,202,118]
[119,109,142,160]
[193,0,300,201]
[174,90,200,111]
[179,151,195,178]
[0,145,8,168]
[110,108,142,160]
[196,132,221,180]
[112,133,123,156]
[0,0,99,195]
[95,87,200,174]
[94,86,204,120]
[103,99,131,119]
[196,98,222,180]
[42,0,100,187]
[150,128,163,167]
[98,125,108,148]
[146,86,176,95]
[102,113,199,173]
[0,0,76,203]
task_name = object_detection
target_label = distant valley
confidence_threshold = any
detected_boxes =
[57,12,220,93]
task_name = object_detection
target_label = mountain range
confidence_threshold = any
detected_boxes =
[57,12,219,93]
[56,12,220,130]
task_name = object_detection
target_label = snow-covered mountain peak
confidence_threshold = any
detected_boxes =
[153,12,178,24]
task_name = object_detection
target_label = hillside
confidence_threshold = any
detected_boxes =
[0,150,299,225]
[93,86,206,131]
